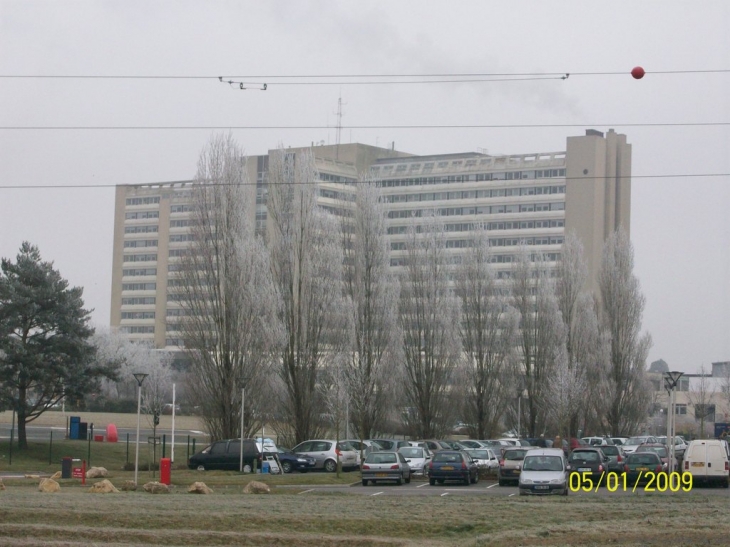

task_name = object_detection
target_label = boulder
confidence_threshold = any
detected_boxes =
[187,481,213,495]
[243,480,270,494]
[88,479,118,493]
[119,480,137,492]
[86,467,108,479]
[50,471,62,480]
[143,481,170,494]
[38,478,60,493]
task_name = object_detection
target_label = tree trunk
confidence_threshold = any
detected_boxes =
[17,386,28,449]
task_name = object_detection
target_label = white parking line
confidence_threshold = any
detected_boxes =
[371,491,384,496]
[508,493,516,497]
[441,492,449,497]
[487,483,499,489]
[298,489,313,495]
[417,483,429,488]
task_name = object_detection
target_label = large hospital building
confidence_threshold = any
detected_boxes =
[110,129,631,349]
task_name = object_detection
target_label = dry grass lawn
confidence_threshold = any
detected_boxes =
[0,484,728,546]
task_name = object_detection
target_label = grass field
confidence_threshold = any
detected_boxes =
[0,485,728,546]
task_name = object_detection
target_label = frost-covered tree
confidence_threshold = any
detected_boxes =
[398,212,462,438]
[547,345,587,441]
[455,225,519,439]
[688,364,714,438]
[599,228,652,435]
[340,179,399,440]
[175,134,281,441]
[511,247,566,437]
[267,148,345,444]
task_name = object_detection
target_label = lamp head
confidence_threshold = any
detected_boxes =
[133,373,149,387]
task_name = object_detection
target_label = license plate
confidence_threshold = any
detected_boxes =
[442,466,454,471]
[637,467,649,471]
[376,473,388,477]
[692,462,705,467]
[578,468,591,472]
[535,485,549,490]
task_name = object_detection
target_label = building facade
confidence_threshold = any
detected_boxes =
[110,129,631,349]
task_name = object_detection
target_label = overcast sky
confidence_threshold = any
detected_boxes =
[1,1,728,373]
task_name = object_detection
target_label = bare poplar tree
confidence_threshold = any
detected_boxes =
[688,365,714,438]
[455,225,519,439]
[175,134,281,442]
[599,228,652,435]
[267,148,345,445]
[340,179,399,440]
[511,247,566,437]
[398,212,462,439]
[548,345,587,440]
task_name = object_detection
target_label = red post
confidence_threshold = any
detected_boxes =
[81,460,86,485]
[160,457,171,485]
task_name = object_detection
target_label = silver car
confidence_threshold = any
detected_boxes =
[361,451,411,486]
[398,446,432,475]
[290,439,359,472]
[518,448,569,496]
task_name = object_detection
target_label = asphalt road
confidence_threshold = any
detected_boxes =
[286,479,730,497]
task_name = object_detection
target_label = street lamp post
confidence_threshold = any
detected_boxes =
[664,371,684,474]
[133,373,148,485]
[240,376,249,473]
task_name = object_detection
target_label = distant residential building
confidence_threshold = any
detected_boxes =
[110,129,631,350]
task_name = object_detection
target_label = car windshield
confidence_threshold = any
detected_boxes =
[628,454,659,465]
[571,450,599,462]
[601,446,619,456]
[468,450,490,459]
[365,452,397,464]
[625,437,645,446]
[522,456,564,471]
[399,448,423,458]
[433,452,462,463]
[504,450,527,461]
[643,446,667,457]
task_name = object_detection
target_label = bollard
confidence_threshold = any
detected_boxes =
[162,434,166,459]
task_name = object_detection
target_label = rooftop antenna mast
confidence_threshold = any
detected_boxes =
[334,92,346,160]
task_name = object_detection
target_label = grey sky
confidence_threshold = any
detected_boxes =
[1,1,728,372]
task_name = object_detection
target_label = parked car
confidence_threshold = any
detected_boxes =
[188,438,262,471]
[622,436,658,454]
[498,447,530,486]
[683,439,730,487]
[361,451,411,486]
[275,447,317,474]
[457,440,488,449]
[611,437,629,446]
[418,440,454,453]
[598,444,626,474]
[371,439,411,451]
[568,447,609,482]
[656,436,689,460]
[582,436,615,447]
[465,448,499,471]
[428,450,479,486]
[637,443,678,471]
[518,448,569,496]
[623,452,663,485]
[290,439,359,472]
[398,446,432,475]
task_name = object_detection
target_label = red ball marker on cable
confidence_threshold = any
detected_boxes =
[631,66,645,79]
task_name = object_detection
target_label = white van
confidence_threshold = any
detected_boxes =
[683,440,730,487]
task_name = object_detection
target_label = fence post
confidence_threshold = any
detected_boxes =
[87,424,93,469]
[49,431,53,465]
[162,434,166,459]
[126,433,130,464]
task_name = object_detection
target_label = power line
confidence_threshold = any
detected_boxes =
[1,122,727,130]
[1,173,727,190]
[0,69,728,80]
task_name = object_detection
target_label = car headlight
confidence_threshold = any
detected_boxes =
[550,478,564,484]
[521,478,533,484]
[297,458,308,463]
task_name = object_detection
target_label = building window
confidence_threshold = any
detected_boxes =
[123,239,158,248]
[121,311,156,320]
[126,196,160,206]
[122,283,157,291]
[121,297,156,305]
[122,268,157,276]
[675,404,687,415]
[123,254,157,263]
[119,326,155,334]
